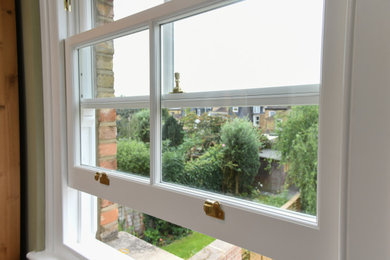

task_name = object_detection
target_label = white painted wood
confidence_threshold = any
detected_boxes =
[65,0,242,50]
[150,22,162,184]
[80,109,96,166]
[63,0,350,259]
[80,96,150,109]
[161,89,319,108]
[35,0,362,259]
[346,0,390,259]
[80,85,319,109]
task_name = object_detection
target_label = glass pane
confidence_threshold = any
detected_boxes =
[81,108,150,177]
[161,105,319,216]
[112,0,165,21]
[82,194,273,259]
[161,0,323,93]
[78,30,149,99]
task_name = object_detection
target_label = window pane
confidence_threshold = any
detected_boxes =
[78,30,149,99]
[84,0,165,31]
[161,0,323,93]
[161,105,319,216]
[81,108,150,177]
[82,194,273,259]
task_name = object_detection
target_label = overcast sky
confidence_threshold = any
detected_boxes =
[111,0,324,97]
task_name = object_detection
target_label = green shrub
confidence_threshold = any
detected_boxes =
[116,109,137,139]
[221,118,261,194]
[184,145,224,192]
[129,110,150,143]
[162,149,186,183]
[162,116,184,147]
[117,139,150,176]
[143,214,191,246]
[176,136,203,161]
[275,105,319,215]
[162,145,224,192]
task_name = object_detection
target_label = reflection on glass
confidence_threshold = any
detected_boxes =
[161,0,323,93]
[161,106,319,216]
[112,0,165,21]
[78,30,149,99]
[81,108,150,177]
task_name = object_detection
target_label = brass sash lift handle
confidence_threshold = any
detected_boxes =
[203,200,224,220]
[94,172,110,186]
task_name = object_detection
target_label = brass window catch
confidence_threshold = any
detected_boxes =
[64,0,71,12]
[203,199,224,220]
[94,172,110,186]
[170,72,183,93]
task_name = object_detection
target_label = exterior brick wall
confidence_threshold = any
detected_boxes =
[118,206,145,236]
[94,0,119,242]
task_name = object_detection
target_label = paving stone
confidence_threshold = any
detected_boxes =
[107,231,182,260]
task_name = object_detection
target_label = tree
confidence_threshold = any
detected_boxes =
[116,109,137,139]
[162,116,184,147]
[129,109,150,143]
[275,105,319,215]
[220,118,261,194]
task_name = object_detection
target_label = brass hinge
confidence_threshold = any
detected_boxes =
[64,0,71,12]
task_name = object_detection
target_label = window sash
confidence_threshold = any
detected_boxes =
[64,0,347,258]
[80,84,319,109]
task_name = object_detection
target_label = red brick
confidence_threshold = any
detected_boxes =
[98,143,117,157]
[99,158,117,170]
[100,207,118,225]
[99,126,116,140]
[101,199,114,208]
[99,109,116,122]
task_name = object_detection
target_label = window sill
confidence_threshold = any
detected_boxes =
[27,239,133,260]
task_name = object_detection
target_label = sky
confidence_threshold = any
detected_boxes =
[110,0,324,97]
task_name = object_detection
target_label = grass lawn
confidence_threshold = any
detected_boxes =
[254,191,289,208]
[161,232,215,259]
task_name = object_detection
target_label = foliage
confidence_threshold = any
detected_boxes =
[162,116,184,147]
[221,118,261,194]
[181,109,229,150]
[118,219,139,237]
[162,149,186,183]
[253,190,289,208]
[183,145,224,192]
[257,128,272,149]
[196,113,228,149]
[181,110,198,135]
[161,232,215,259]
[116,109,138,139]
[143,214,192,246]
[176,135,203,161]
[117,139,150,176]
[275,105,319,214]
[129,110,150,143]
[163,145,224,192]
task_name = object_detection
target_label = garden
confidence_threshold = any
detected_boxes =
[115,105,319,257]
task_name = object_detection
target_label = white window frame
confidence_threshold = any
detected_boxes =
[33,0,354,259]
